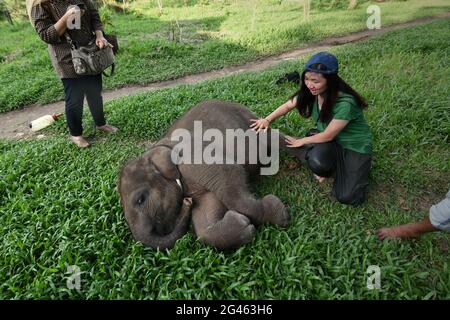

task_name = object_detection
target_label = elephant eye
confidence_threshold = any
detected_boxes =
[135,192,147,206]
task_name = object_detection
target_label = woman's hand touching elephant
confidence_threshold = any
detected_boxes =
[285,136,307,148]
[250,118,270,133]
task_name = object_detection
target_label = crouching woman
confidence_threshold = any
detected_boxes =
[251,52,372,206]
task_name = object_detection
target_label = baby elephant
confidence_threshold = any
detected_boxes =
[118,100,289,250]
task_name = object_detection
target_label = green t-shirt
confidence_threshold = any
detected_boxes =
[312,92,372,154]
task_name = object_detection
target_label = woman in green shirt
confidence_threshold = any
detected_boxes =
[251,52,372,206]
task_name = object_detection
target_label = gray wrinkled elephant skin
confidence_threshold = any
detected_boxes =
[119,100,290,250]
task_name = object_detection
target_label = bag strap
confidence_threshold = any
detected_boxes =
[102,63,115,77]
[42,1,76,49]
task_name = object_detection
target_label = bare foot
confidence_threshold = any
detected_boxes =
[97,124,118,133]
[70,135,90,148]
[313,174,326,183]
[377,224,423,240]
[261,194,289,227]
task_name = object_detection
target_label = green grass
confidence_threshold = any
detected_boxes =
[0,0,449,112]
[0,18,449,299]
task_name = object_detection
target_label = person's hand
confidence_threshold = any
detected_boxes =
[285,136,306,148]
[250,118,270,133]
[95,35,112,49]
[63,7,79,22]
[62,6,85,26]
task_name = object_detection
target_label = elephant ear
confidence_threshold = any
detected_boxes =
[148,142,180,180]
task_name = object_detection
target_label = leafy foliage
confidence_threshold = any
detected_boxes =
[0,0,13,24]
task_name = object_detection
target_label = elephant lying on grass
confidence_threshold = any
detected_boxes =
[119,100,290,250]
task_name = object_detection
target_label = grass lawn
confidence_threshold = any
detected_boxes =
[0,18,449,299]
[0,0,449,112]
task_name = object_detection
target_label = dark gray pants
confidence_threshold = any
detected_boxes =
[290,131,371,206]
[62,74,106,136]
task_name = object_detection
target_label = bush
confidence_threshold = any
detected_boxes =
[98,5,115,27]
[95,0,125,13]
[0,0,13,24]
[4,0,27,21]
[311,0,370,11]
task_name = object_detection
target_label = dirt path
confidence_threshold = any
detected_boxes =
[2,12,449,140]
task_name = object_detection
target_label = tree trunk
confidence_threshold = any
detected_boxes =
[303,0,310,20]
[157,0,163,16]
[5,8,13,25]
[348,0,358,10]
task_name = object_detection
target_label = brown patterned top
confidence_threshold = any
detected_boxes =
[30,0,104,79]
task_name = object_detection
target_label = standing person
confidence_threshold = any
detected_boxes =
[27,0,117,148]
[377,189,450,239]
[251,52,372,206]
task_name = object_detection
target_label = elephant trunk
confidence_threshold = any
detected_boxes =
[142,202,191,250]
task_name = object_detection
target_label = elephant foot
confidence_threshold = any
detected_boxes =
[221,210,256,247]
[261,195,289,227]
[200,210,256,250]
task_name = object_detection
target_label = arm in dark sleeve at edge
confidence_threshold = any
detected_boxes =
[31,4,62,45]
[85,0,104,32]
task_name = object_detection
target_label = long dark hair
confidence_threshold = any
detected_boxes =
[290,68,368,123]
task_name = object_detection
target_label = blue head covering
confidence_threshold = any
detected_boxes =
[304,51,339,74]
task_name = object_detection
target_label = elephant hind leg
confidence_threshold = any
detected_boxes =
[196,210,256,250]
[222,192,289,228]
[191,191,255,250]
[261,195,290,227]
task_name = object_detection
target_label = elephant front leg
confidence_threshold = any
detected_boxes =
[192,192,256,250]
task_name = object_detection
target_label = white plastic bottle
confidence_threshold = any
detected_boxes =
[29,114,61,132]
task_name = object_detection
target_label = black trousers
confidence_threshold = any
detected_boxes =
[290,130,372,206]
[61,74,106,136]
